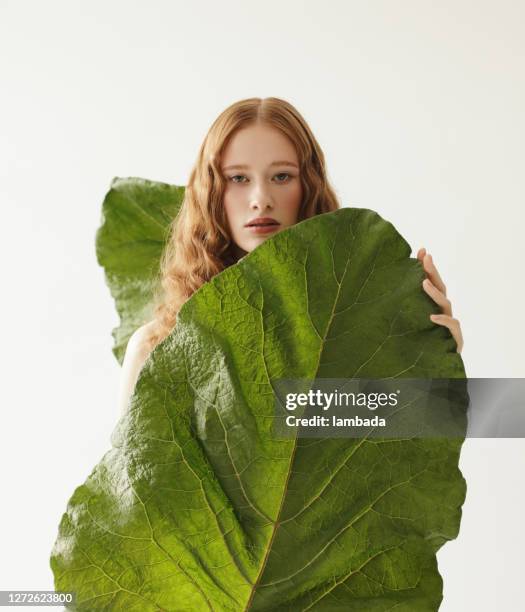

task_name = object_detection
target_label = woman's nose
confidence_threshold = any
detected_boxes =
[249,182,274,210]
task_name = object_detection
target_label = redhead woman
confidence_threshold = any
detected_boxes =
[117,97,463,414]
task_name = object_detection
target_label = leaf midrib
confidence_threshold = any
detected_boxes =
[243,231,354,610]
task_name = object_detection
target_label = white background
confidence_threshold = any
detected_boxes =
[1,1,524,610]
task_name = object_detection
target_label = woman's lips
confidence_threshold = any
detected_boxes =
[245,223,280,235]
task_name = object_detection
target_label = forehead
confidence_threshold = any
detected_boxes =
[221,123,298,167]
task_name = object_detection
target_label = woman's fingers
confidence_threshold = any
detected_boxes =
[425,254,447,295]
[422,278,453,315]
[429,314,464,353]
[417,247,447,296]
[418,248,464,353]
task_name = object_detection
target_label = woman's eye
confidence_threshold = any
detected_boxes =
[228,173,292,183]
[230,175,247,183]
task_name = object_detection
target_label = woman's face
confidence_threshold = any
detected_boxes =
[221,123,303,259]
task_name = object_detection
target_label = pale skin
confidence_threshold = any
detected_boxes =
[118,123,463,415]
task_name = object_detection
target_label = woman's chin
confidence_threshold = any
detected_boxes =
[232,229,285,259]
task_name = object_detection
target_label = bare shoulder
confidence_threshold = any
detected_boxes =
[118,321,157,415]
[122,321,158,378]
[126,321,157,354]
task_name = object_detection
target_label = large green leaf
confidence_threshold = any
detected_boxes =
[95,177,185,364]
[52,200,467,610]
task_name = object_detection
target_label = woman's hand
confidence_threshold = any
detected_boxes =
[417,248,464,353]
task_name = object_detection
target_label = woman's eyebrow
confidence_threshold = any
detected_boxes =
[222,160,298,171]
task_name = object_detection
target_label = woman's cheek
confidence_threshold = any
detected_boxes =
[223,192,243,229]
[284,182,302,223]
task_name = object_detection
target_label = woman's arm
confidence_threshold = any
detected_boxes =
[117,321,156,415]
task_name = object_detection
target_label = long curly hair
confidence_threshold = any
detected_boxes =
[147,96,341,350]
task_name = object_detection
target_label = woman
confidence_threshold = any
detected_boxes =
[117,97,464,414]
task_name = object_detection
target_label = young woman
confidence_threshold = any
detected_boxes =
[117,97,464,414]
